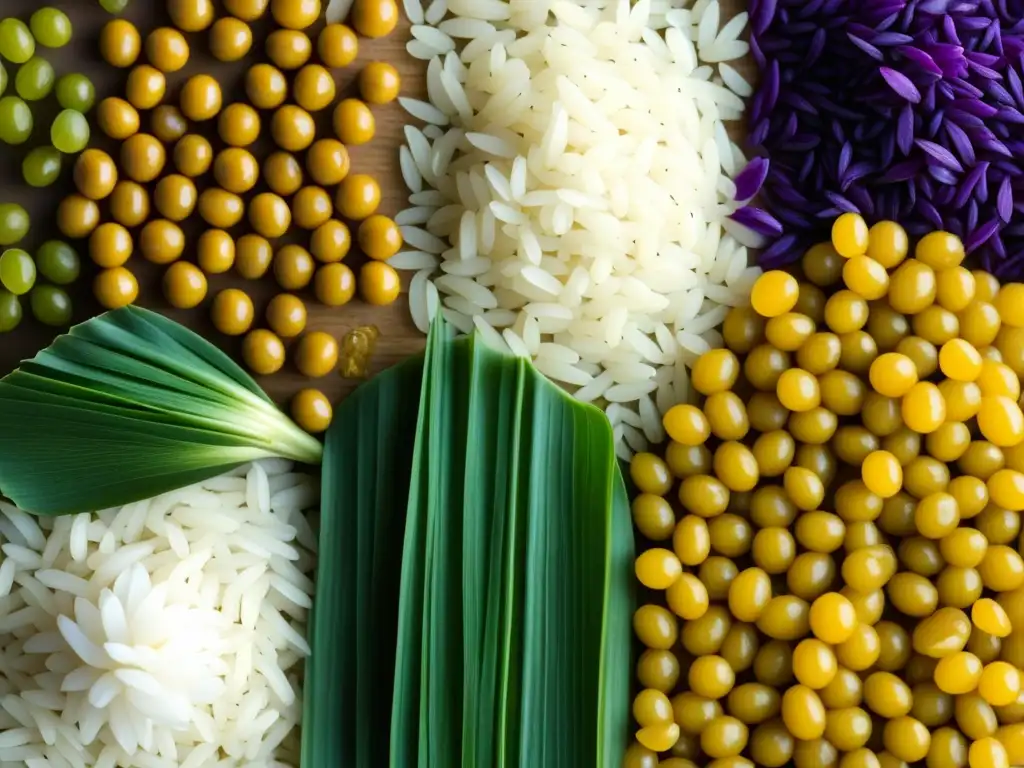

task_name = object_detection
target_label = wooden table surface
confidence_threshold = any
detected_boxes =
[0,0,752,409]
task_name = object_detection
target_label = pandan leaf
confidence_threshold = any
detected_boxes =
[302,353,424,768]
[308,315,633,768]
[393,326,634,767]
[0,306,322,515]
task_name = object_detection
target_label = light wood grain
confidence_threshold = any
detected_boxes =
[1,0,750,410]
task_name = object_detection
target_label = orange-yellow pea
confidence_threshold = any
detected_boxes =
[866,220,909,268]
[843,255,889,300]
[832,212,869,258]
[751,271,799,318]
[869,352,918,398]
[916,230,966,270]
[973,598,1012,638]
[901,381,945,434]
[776,369,820,413]
[977,396,1024,448]
[987,468,1024,511]
[861,450,902,498]
[936,266,976,312]
[939,338,983,382]
[977,360,1021,400]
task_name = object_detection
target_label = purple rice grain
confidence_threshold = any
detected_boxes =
[751,0,1024,276]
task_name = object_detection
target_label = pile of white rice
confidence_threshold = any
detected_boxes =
[391,0,763,459]
[0,461,318,768]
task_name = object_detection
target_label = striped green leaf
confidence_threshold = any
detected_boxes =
[302,354,424,768]
[0,307,322,515]
[309,317,633,767]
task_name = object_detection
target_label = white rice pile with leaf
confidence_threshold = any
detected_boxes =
[0,461,318,768]
[392,0,762,459]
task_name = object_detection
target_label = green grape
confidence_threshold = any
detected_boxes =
[99,0,131,14]
[0,248,36,295]
[0,19,35,64]
[0,62,6,96]
[50,109,89,154]
[22,145,61,187]
[56,73,95,112]
[30,284,72,326]
[15,56,55,101]
[36,240,79,284]
[0,96,33,145]
[0,203,29,245]
[0,290,21,332]
[29,8,72,49]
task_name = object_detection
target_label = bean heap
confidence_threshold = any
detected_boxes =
[54,0,401,410]
[625,214,1024,768]
[0,8,89,330]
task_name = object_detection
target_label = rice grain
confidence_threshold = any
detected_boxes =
[393,0,757,457]
[0,464,316,768]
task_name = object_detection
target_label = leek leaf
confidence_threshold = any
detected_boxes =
[0,306,322,516]
[389,330,633,767]
[462,339,520,766]
[2,371,277,439]
[303,354,424,768]
[309,317,633,768]
[599,470,634,768]
[389,325,438,768]
[70,302,270,401]
[421,320,468,767]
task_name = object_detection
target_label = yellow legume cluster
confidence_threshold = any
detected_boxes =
[624,214,1024,768]
[56,0,404,402]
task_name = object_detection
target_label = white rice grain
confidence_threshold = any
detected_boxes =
[325,0,356,22]
[444,294,482,317]
[438,18,496,38]
[389,250,441,271]
[718,62,752,97]
[537,342,580,364]
[435,275,498,309]
[393,0,757,456]
[605,381,659,403]
[401,226,449,254]
[0,504,45,551]
[0,466,317,768]
[441,256,491,277]
[442,308,474,334]
[399,146,424,194]
[440,69,473,121]
[520,266,563,297]
[622,423,647,453]
[399,97,451,126]
[0,558,16,599]
[395,207,435,226]
[502,329,530,358]
[402,0,425,24]
[466,132,517,158]
[472,315,511,353]
[412,25,456,54]
[533,358,594,386]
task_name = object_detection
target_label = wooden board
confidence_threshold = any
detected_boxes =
[0,0,750,409]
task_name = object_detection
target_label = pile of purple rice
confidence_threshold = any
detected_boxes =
[746,0,1024,276]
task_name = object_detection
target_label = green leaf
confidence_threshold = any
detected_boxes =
[421,321,470,767]
[462,340,521,766]
[402,321,632,766]
[309,316,633,768]
[302,354,424,768]
[390,322,441,768]
[598,469,634,768]
[73,305,272,404]
[0,307,322,515]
